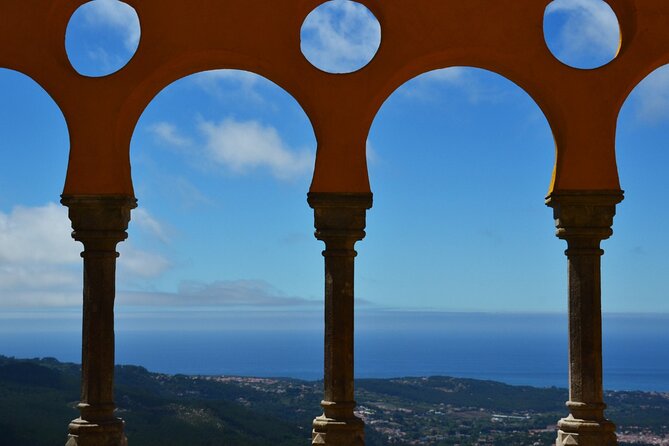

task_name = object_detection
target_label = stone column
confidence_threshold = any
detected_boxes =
[308,192,372,446]
[61,195,137,446]
[546,190,623,446]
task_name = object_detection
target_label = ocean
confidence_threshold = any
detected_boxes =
[1,310,667,392]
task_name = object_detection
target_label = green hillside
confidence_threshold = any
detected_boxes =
[0,355,667,445]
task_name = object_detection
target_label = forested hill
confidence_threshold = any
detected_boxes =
[1,355,667,445]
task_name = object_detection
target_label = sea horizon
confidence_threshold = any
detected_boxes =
[1,310,667,392]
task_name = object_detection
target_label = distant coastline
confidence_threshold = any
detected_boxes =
[1,311,667,392]
[2,355,668,446]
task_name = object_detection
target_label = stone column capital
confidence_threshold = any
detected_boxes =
[547,190,623,256]
[61,195,137,251]
[61,195,137,242]
[308,192,373,250]
[546,190,623,243]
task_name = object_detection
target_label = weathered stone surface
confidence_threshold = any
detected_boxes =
[547,191,623,446]
[66,418,128,446]
[308,192,372,446]
[61,195,137,446]
[313,414,365,446]
[556,416,617,446]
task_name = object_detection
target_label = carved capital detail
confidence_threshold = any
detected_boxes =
[61,195,138,250]
[546,190,623,251]
[308,192,373,250]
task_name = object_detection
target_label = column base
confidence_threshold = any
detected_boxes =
[556,416,617,446]
[312,414,364,446]
[66,417,127,446]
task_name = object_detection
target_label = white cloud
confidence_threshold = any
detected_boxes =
[149,122,193,148]
[0,203,79,265]
[0,203,171,307]
[0,204,80,307]
[83,0,141,51]
[199,118,314,180]
[633,65,669,124]
[301,0,381,73]
[545,0,619,63]
[118,279,318,307]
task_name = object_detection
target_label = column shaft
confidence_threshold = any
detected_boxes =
[567,244,604,414]
[323,248,356,407]
[80,250,120,421]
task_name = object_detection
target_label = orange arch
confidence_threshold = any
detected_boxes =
[2,0,669,196]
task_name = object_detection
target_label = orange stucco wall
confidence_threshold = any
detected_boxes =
[1,0,668,196]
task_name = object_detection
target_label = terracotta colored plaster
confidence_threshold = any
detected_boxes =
[2,0,669,196]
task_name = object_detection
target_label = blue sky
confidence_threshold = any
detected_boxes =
[1,0,669,319]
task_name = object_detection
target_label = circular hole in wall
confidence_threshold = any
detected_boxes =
[66,0,141,77]
[544,0,620,69]
[301,0,381,74]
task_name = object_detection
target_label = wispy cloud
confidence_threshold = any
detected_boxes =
[401,68,467,100]
[118,279,319,308]
[149,122,193,149]
[632,65,669,124]
[82,0,141,51]
[0,289,82,308]
[301,0,381,73]
[131,208,170,242]
[198,118,314,180]
[366,139,380,165]
[419,68,468,84]
[191,70,267,103]
[400,68,510,104]
[169,176,214,209]
[85,46,128,75]
[0,265,79,291]
[118,245,171,278]
[544,0,619,65]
